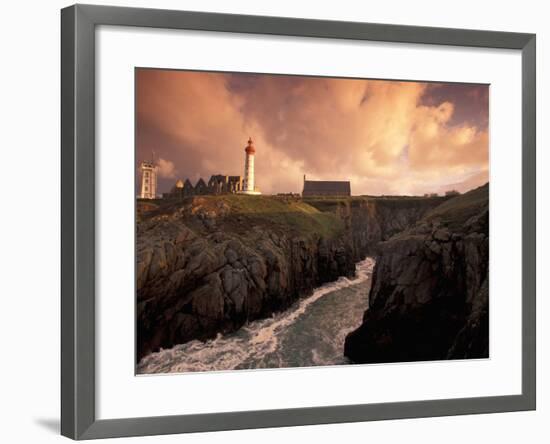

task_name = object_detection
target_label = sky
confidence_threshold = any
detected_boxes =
[136,69,489,196]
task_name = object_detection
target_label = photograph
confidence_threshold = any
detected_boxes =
[135,69,489,374]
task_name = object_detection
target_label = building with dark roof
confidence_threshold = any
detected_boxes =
[302,175,351,197]
[194,178,208,195]
[208,175,243,194]
[162,175,243,200]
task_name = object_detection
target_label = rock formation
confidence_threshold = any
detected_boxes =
[136,194,446,361]
[344,184,489,363]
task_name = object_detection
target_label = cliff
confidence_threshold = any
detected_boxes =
[306,196,449,258]
[136,194,445,361]
[344,184,489,363]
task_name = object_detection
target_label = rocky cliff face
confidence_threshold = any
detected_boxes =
[136,195,444,361]
[344,184,489,363]
[338,197,450,258]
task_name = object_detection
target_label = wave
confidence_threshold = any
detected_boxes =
[137,257,375,374]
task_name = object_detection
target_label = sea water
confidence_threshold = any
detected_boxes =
[137,257,375,374]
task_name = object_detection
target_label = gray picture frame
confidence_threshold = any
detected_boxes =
[61,3,536,440]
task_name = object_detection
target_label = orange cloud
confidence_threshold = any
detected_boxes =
[136,70,489,196]
[157,157,176,179]
[408,101,488,174]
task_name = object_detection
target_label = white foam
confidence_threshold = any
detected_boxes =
[137,257,375,374]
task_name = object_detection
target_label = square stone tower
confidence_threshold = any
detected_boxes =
[140,160,157,199]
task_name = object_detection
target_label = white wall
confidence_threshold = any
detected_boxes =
[0,0,547,443]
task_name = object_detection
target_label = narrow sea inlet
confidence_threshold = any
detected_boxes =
[137,257,375,374]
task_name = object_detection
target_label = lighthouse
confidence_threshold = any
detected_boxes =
[241,137,261,195]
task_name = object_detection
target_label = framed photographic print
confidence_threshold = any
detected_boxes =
[61,4,536,440]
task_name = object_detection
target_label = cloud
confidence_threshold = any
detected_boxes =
[157,157,176,179]
[136,70,489,196]
[408,101,489,172]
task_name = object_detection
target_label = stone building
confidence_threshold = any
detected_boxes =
[164,179,193,199]
[163,175,243,199]
[139,159,158,199]
[208,175,243,193]
[195,178,208,194]
[302,175,351,197]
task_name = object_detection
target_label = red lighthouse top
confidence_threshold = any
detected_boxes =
[245,137,256,155]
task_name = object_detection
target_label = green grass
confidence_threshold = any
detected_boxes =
[304,194,449,213]
[424,183,488,229]
[140,187,487,241]
[207,194,319,215]
[173,194,346,239]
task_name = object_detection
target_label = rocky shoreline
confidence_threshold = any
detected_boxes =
[136,194,446,361]
[344,184,489,362]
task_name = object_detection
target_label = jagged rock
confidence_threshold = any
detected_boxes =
[345,184,489,363]
[433,228,451,242]
[191,273,224,320]
[136,193,447,361]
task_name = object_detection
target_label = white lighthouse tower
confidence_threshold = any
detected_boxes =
[139,154,158,199]
[241,137,261,195]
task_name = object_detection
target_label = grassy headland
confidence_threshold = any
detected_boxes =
[138,194,345,239]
